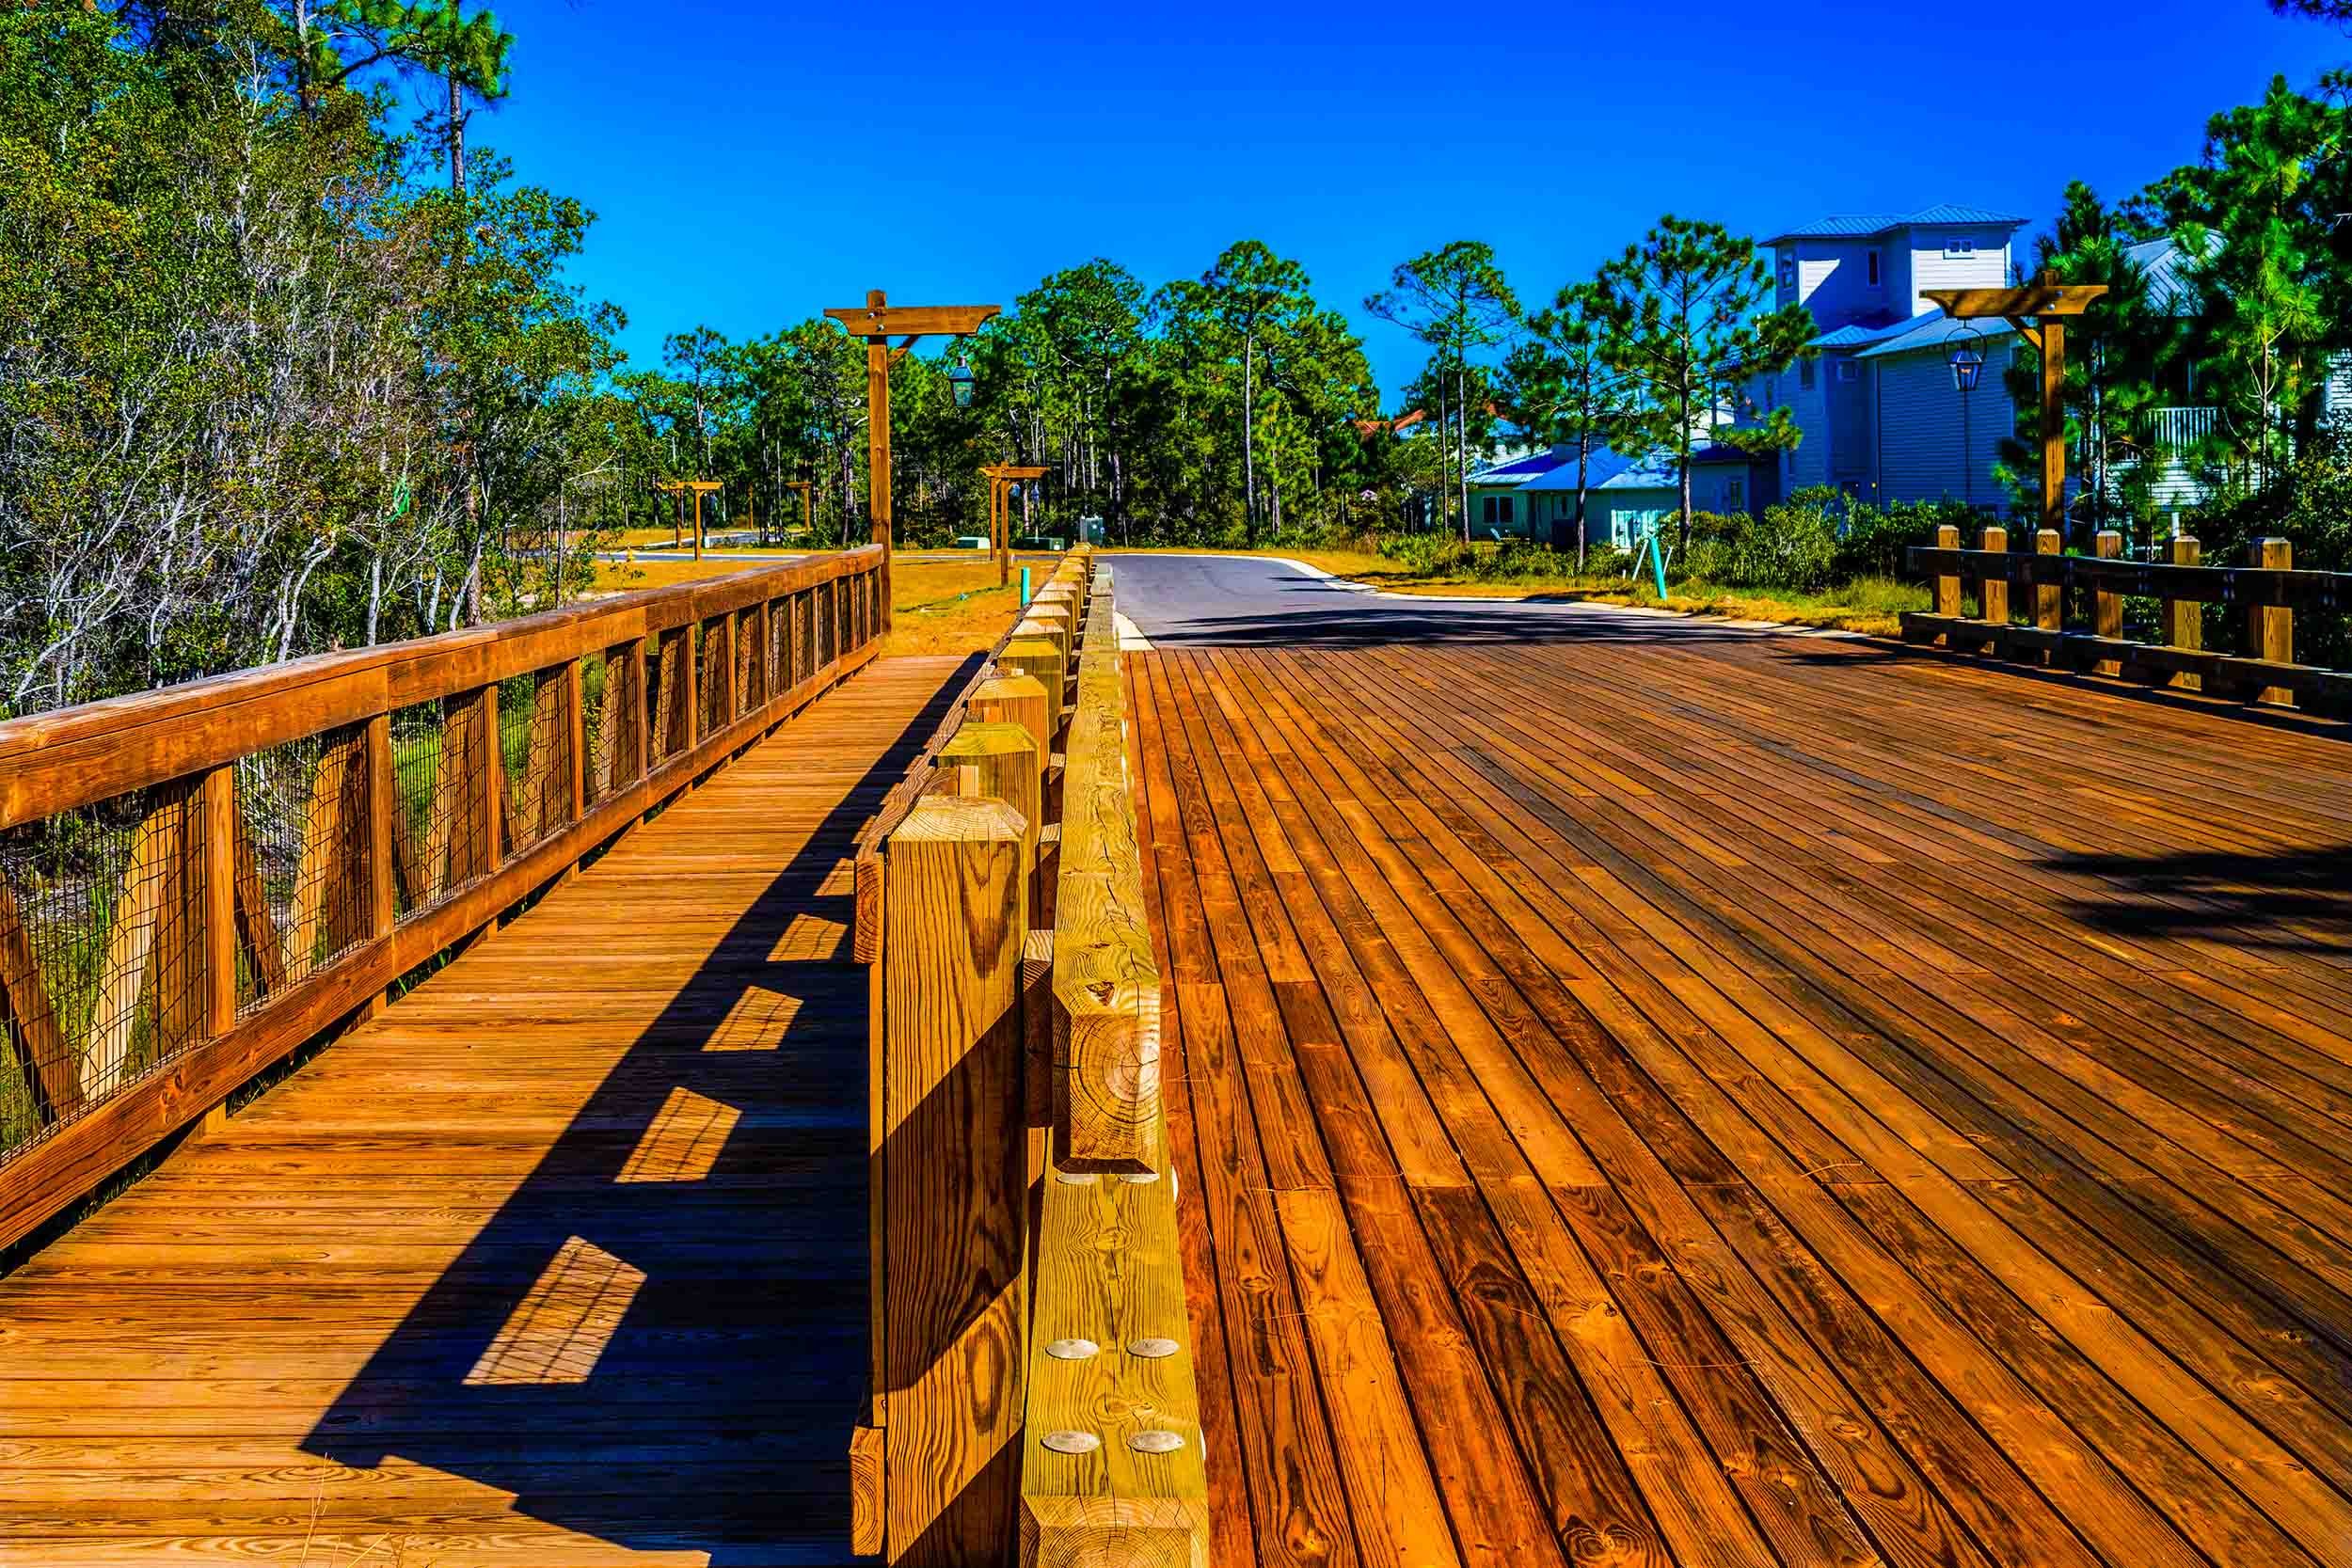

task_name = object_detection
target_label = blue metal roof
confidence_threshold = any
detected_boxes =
[1767,204,2026,245]
[1516,444,1761,493]
[1853,310,2020,360]
[1470,447,1573,483]
[1517,447,1641,491]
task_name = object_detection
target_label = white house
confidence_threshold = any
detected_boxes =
[1743,205,2028,504]
[1742,208,2244,516]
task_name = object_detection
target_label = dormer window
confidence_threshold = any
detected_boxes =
[1866,248,1882,288]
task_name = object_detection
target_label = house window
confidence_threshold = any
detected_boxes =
[1800,358,1817,390]
[1724,478,1744,512]
[1779,257,1796,291]
[1836,360,1860,382]
[1499,497,1514,528]
[1866,248,1882,287]
[1481,496,1497,525]
[1944,235,1976,258]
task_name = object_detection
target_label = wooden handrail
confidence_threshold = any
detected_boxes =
[1905,542,2352,610]
[1903,529,2350,712]
[0,547,887,1253]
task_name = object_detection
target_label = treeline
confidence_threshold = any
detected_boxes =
[9,0,2352,715]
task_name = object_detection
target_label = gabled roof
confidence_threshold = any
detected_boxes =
[2124,234,2210,315]
[1518,447,1642,491]
[1518,444,1761,492]
[1470,447,1574,485]
[1767,204,2026,245]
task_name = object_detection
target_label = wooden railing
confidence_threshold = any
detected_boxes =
[0,546,887,1253]
[1903,525,2352,709]
[852,550,1206,1566]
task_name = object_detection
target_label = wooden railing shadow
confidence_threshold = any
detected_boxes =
[297,657,977,1561]
[2042,843,2352,955]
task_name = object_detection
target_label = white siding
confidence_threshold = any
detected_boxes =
[1786,363,1833,491]
[1872,342,2017,507]
[1903,228,2014,315]
[1793,240,1882,330]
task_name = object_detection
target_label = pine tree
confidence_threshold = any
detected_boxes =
[1596,215,1811,547]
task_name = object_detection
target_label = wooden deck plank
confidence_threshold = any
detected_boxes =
[1132,632,2352,1568]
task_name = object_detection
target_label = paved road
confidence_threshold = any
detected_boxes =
[1107,551,1785,647]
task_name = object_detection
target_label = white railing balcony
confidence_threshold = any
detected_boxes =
[2139,405,2217,451]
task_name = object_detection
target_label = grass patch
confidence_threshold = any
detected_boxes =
[587,555,1023,658]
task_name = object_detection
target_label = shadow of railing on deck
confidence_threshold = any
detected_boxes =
[301,658,977,1565]
[1148,579,1787,648]
[2042,844,2352,956]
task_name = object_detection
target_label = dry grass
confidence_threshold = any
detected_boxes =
[587,554,1023,657]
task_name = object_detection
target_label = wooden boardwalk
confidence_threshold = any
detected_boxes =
[0,656,970,1565]
[1130,633,2352,1568]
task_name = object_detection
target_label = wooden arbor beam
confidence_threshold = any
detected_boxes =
[981,466,1051,588]
[1923,275,2109,546]
[826,292,1004,633]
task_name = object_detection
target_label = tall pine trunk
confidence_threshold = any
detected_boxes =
[1242,331,1257,546]
[1455,360,1470,543]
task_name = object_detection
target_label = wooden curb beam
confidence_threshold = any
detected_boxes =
[851,548,1207,1567]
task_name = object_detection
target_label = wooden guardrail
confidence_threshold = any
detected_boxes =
[0,546,887,1253]
[1903,525,2352,709]
[853,550,1206,1567]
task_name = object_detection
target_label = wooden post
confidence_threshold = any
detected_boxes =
[879,794,1029,1563]
[714,612,738,732]
[201,767,238,1041]
[2041,315,2066,546]
[2250,536,2294,706]
[2092,530,2122,677]
[970,672,1050,757]
[1979,526,2009,630]
[1933,523,1961,641]
[2033,530,2061,631]
[1001,638,1066,745]
[2164,533,2201,691]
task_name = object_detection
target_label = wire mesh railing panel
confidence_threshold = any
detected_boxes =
[736,607,762,717]
[501,667,572,856]
[580,650,612,807]
[233,726,372,1012]
[389,700,448,923]
[0,778,210,1164]
[766,595,787,699]
[650,627,693,764]
[697,618,728,739]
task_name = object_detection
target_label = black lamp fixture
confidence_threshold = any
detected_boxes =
[947,353,976,410]
[1948,323,1986,392]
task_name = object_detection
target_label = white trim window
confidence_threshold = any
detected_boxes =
[1866,247,1882,288]
[1943,234,1977,258]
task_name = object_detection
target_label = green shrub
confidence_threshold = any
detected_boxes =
[1706,498,1838,591]
[1830,497,1979,581]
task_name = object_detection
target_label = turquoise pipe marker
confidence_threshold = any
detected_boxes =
[1020,566,1032,606]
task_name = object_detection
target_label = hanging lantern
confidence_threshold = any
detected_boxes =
[1948,323,1986,392]
[947,355,976,409]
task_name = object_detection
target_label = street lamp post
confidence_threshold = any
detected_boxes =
[1948,323,1985,510]
[823,290,1001,633]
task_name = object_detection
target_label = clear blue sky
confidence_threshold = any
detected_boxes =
[459,0,2341,404]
